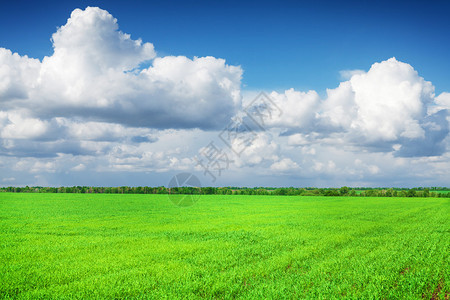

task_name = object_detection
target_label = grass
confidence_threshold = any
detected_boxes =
[0,193,448,299]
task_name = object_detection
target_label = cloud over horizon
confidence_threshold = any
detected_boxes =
[265,58,449,157]
[0,7,449,187]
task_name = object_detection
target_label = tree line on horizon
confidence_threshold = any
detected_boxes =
[1,186,449,197]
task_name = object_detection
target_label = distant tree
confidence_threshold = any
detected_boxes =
[324,189,340,196]
[339,186,349,196]
[407,189,417,197]
[202,187,216,195]
[274,188,287,195]
[365,189,377,197]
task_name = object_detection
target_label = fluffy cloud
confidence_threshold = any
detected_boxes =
[325,58,447,156]
[0,7,242,130]
[0,111,50,139]
[429,92,450,114]
[256,58,448,157]
[266,89,320,129]
[0,49,40,102]
[50,7,156,72]
[270,158,299,172]
[232,132,279,168]
[340,58,433,141]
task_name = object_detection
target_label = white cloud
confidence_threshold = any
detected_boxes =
[0,48,40,102]
[241,58,447,158]
[319,58,434,141]
[231,132,279,168]
[344,57,432,141]
[63,119,157,142]
[436,92,450,108]
[106,143,194,173]
[0,7,242,130]
[14,160,57,173]
[270,158,299,172]
[0,111,49,139]
[368,165,380,174]
[272,58,448,157]
[287,133,313,146]
[320,81,356,130]
[266,89,320,129]
[50,7,156,73]
[429,92,450,114]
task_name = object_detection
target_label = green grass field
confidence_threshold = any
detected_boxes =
[1,193,448,299]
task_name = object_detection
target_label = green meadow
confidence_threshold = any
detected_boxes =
[0,193,448,299]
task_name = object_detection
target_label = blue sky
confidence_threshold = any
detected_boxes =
[0,1,449,187]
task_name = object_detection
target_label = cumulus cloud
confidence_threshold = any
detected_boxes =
[14,159,57,174]
[231,132,279,168]
[340,58,432,141]
[429,92,450,114]
[50,7,156,72]
[287,133,315,146]
[258,58,448,157]
[270,158,299,172]
[106,142,195,173]
[436,92,450,108]
[325,58,447,156]
[266,89,320,129]
[0,49,40,102]
[0,111,50,139]
[0,7,242,130]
